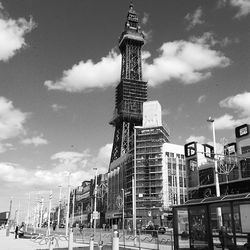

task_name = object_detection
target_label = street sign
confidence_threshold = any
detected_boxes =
[93,211,100,219]
[125,191,130,196]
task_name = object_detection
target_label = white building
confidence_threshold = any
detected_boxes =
[162,143,187,209]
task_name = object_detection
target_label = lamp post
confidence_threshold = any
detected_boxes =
[57,186,62,230]
[26,193,31,232]
[133,126,137,237]
[93,168,98,232]
[207,117,222,227]
[207,117,220,197]
[121,188,125,232]
[133,125,142,239]
[65,172,71,236]
[47,190,52,235]
[6,197,13,236]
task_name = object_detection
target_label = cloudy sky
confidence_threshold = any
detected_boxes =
[0,0,249,218]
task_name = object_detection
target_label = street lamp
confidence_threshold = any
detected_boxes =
[57,186,62,230]
[133,125,142,238]
[6,197,13,236]
[65,172,71,236]
[207,117,220,197]
[207,117,222,227]
[121,188,125,232]
[93,168,98,232]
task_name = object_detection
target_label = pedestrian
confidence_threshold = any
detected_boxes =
[15,225,18,239]
[219,226,234,250]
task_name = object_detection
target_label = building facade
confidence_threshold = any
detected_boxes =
[162,143,187,207]
[185,123,250,199]
[106,3,190,229]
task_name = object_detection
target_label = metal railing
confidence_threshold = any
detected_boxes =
[74,228,174,250]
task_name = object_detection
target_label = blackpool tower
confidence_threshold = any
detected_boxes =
[109,2,147,165]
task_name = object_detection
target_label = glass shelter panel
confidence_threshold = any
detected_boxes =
[176,208,190,250]
[210,203,234,250]
[189,206,210,250]
[233,202,250,249]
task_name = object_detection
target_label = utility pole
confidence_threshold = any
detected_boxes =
[57,186,62,229]
[26,193,31,232]
[66,172,71,236]
[93,168,98,232]
[121,188,125,233]
[6,197,13,236]
[207,117,222,227]
[47,191,52,235]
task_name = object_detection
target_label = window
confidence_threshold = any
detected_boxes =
[179,164,182,171]
[170,152,174,157]
[179,177,183,187]
[168,176,172,186]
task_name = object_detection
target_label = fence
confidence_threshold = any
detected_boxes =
[74,228,174,250]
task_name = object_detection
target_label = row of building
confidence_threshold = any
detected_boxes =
[54,3,250,231]
[54,99,250,230]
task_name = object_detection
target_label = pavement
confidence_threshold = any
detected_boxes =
[0,228,173,250]
[0,229,88,250]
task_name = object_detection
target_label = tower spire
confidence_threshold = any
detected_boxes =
[109,3,147,164]
[129,0,135,13]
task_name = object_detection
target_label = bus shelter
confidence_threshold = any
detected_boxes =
[173,193,250,250]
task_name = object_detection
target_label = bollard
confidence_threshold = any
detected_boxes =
[89,235,94,250]
[68,227,73,250]
[98,240,103,249]
[112,225,119,250]
[49,235,54,250]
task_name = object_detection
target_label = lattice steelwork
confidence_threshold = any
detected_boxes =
[109,3,147,165]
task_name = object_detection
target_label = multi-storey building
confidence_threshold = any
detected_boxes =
[107,2,147,228]
[71,181,91,227]
[106,3,190,229]
[70,174,108,228]
[162,143,187,208]
[185,123,250,199]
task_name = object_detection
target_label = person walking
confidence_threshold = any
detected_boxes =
[15,225,18,239]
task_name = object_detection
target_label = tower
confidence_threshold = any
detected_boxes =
[109,2,147,165]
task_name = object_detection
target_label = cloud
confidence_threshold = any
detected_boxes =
[45,33,230,92]
[0,3,36,61]
[214,92,250,130]
[197,95,206,103]
[214,114,241,130]
[51,104,66,112]
[0,143,112,188]
[94,143,112,173]
[230,0,250,18]
[162,108,171,116]
[219,92,250,117]
[218,0,250,18]
[186,135,206,144]
[185,135,224,154]
[185,7,204,30]
[190,32,239,48]
[45,51,121,92]
[0,143,13,153]
[143,34,230,86]
[21,135,48,147]
[142,12,149,25]
[0,97,28,141]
